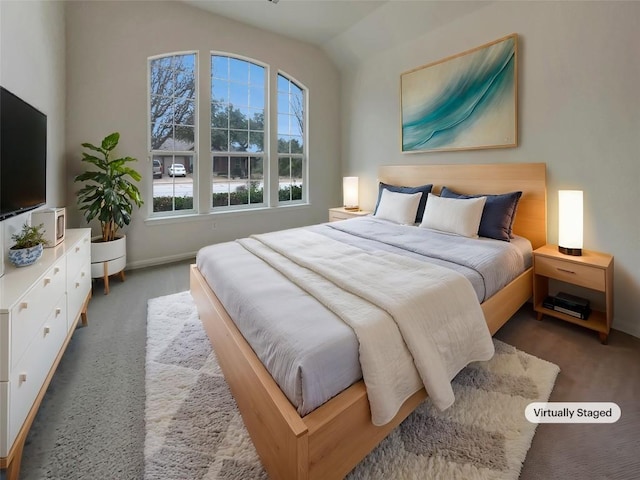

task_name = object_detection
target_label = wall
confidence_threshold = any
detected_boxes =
[0,0,67,276]
[65,0,342,269]
[331,1,640,337]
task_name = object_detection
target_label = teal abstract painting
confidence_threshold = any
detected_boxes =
[401,34,518,153]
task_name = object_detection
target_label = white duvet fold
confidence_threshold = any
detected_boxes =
[238,229,494,426]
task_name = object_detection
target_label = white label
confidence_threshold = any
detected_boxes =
[525,402,621,423]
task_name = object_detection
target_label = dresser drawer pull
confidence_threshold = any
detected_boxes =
[44,326,51,335]
[75,246,80,252]
[20,302,28,310]
[76,282,80,288]
[557,268,576,274]
[81,271,86,277]
[55,307,62,316]
[19,373,27,383]
[44,277,52,285]
[54,267,60,274]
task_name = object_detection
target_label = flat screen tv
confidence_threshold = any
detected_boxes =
[1,86,47,221]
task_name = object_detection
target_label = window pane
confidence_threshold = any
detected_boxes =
[229,106,249,130]
[248,131,263,153]
[174,100,195,126]
[211,102,228,128]
[249,86,264,109]
[230,130,248,152]
[174,126,195,150]
[212,79,228,103]
[211,129,228,151]
[212,155,264,208]
[277,75,289,93]
[277,114,290,135]
[291,135,303,154]
[152,153,195,213]
[150,52,197,155]
[248,108,265,132]
[250,63,264,86]
[230,58,249,83]
[229,82,248,107]
[277,135,290,154]
[212,56,228,80]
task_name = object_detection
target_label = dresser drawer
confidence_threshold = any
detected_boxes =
[535,255,605,291]
[9,259,66,373]
[66,233,91,280]
[6,296,67,453]
[67,265,91,331]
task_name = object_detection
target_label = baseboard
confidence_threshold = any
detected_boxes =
[125,251,197,271]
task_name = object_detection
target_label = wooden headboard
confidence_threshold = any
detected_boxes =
[378,163,547,250]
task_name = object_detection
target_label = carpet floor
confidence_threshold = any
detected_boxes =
[145,291,560,480]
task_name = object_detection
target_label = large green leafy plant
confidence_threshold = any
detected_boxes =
[75,132,143,242]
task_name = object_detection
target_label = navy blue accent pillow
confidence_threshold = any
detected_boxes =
[439,187,522,241]
[374,182,433,223]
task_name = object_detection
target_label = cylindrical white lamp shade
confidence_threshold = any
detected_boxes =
[343,176,359,210]
[558,190,583,256]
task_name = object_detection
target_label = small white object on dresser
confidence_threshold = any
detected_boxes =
[0,228,92,480]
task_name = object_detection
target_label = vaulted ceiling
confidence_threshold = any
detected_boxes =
[184,1,491,68]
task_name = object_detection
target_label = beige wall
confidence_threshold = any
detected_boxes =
[64,0,341,268]
[0,0,67,276]
[331,1,640,337]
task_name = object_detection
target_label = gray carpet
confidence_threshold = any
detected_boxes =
[145,291,560,479]
[15,260,640,480]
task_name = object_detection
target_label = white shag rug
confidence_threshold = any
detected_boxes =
[145,291,560,480]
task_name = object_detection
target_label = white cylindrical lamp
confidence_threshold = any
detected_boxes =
[343,176,359,211]
[558,190,583,256]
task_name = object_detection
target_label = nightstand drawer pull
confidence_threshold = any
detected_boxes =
[557,268,576,274]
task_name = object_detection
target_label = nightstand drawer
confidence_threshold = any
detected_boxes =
[535,256,605,291]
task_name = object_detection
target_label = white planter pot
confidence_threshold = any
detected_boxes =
[90,235,126,279]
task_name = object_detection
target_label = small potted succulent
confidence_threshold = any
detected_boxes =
[8,222,50,267]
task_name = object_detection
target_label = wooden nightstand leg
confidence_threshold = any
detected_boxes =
[536,312,544,321]
[103,262,110,295]
[599,332,608,345]
[119,269,126,282]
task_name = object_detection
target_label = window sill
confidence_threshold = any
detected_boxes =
[144,203,310,226]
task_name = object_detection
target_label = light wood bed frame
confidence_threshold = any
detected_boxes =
[190,163,547,480]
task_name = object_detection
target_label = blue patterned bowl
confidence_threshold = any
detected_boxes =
[8,243,44,267]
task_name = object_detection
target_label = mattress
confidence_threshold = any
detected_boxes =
[195,216,531,416]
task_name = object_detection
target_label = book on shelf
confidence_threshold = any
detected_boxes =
[542,294,591,320]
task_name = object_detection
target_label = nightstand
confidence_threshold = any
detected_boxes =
[533,244,614,344]
[329,207,371,222]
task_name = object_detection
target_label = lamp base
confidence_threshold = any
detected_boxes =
[558,246,582,256]
[343,206,360,211]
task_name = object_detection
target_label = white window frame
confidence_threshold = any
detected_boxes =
[147,50,198,218]
[210,52,268,212]
[276,71,308,206]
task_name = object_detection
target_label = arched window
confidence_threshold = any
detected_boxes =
[147,51,309,218]
[211,54,266,209]
[277,73,306,203]
[148,52,197,214]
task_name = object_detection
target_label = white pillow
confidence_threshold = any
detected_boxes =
[420,193,487,237]
[373,189,422,225]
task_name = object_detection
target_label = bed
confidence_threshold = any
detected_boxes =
[190,163,547,480]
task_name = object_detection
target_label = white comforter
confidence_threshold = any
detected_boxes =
[238,228,495,426]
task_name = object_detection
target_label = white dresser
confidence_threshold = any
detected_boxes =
[0,228,92,480]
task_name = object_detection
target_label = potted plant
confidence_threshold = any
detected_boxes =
[8,222,49,267]
[74,132,143,294]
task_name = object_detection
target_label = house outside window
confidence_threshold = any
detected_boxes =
[149,52,197,214]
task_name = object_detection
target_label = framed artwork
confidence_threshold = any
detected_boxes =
[401,34,518,153]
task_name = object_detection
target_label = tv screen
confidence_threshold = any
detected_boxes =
[1,86,47,220]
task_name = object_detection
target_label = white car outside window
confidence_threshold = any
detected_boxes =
[168,164,186,177]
